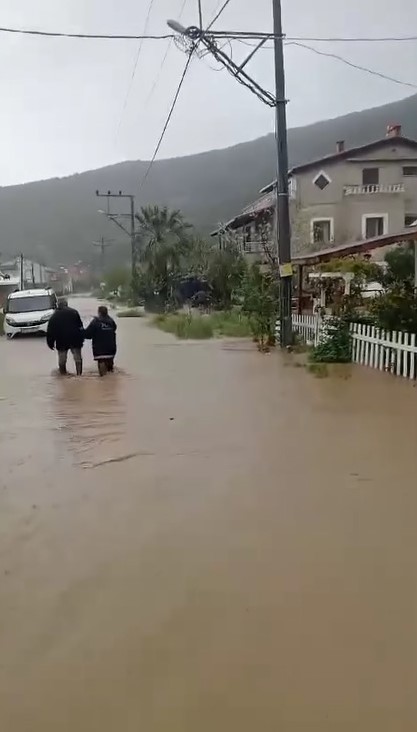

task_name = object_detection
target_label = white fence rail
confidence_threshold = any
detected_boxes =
[276,314,321,345]
[276,314,417,380]
[350,322,417,379]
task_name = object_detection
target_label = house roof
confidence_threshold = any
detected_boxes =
[210,191,275,236]
[292,227,417,267]
[260,134,417,194]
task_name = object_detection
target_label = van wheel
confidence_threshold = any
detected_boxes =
[6,334,14,340]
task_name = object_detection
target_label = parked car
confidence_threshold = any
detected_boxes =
[3,288,57,338]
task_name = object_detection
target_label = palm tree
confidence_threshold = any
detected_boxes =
[135,205,192,302]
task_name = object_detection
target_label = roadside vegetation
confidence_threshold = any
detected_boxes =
[116,308,145,318]
[98,205,417,359]
[99,204,278,348]
[152,310,253,340]
[305,246,417,371]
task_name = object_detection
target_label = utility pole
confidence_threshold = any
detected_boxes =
[92,236,113,275]
[95,191,137,285]
[167,4,293,346]
[272,0,292,347]
[19,253,24,290]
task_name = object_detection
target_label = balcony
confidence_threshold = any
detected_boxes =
[344,183,405,196]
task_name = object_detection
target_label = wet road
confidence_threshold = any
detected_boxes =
[0,297,416,731]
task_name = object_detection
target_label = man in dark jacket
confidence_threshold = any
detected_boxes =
[84,305,117,376]
[46,298,84,375]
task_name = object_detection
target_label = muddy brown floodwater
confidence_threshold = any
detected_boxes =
[0,297,416,731]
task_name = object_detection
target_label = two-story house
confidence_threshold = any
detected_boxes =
[214,124,417,262]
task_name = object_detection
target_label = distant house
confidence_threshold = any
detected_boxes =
[213,123,417,262]
[0,257,51,287]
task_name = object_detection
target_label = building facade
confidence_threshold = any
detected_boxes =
[214,124,417,262]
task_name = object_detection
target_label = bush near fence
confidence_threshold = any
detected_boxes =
[276,314,417,380]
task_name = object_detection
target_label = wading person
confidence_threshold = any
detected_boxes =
[84,305,117,376]
[46,297,84,375]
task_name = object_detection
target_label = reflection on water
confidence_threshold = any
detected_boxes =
[1,299,417,731]
[51,370,127,468]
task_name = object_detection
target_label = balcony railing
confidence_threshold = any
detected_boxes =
[344,183,405,196]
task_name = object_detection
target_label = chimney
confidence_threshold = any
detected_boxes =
[386,123,402,138]
[336,140,345,153]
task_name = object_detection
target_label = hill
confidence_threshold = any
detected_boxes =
[2,93,417,265]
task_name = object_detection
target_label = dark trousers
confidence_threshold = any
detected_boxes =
[97,358,114,376]
[58,348,82,375]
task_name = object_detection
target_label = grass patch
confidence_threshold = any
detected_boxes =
[117,308,145,318]
[152,310,252,340]
[153,313,213,339]
[209,310,252,338]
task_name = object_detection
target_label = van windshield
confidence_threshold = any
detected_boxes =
[8,295,52,313]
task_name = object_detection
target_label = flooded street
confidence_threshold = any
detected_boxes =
[0,296,416,731]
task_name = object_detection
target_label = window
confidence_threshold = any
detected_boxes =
[313,171,331,190]
[362,214,388,239]
[362,168,379,185]
[405,215,417,227]
[243,225,253,252]
[311,218,334,244]
[8,295,53,313]
[403,166,417,176]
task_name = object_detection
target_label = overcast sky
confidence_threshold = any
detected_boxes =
[1,0,417,186]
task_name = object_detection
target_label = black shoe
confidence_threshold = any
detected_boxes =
[76,362,83,376]
[59,365,67,375]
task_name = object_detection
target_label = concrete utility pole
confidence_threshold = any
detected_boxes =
[95,191,137,284]
[92,236,113,275]
[167,0,293,346]
[19,253,24,290]
[272,0,293,347]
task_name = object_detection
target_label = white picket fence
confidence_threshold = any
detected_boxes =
[276,313,322,346]
[350,322,417,379]
[276,314,417,380]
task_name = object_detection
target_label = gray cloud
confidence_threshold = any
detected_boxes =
[0,0,416,185]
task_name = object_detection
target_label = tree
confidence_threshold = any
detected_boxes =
[381,247,414,291]
[135,205,192,304]
[207,243,246,309]
[103,266,130,297]
[242,264,279,350]
[180,237,214,278]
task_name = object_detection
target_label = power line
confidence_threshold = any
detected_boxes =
[287,41,417,90]
[233,36,417,91]
[213,31,417,43]
[0,25,173,40]
[117,0,157,134]
[139,52,194,189]
[139,1,233,189]
[144,0,189,107]
[287,35,417,43]
[206,0,233,31]
[2,23,417,44]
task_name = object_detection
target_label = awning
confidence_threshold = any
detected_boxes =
[292,227,417,267]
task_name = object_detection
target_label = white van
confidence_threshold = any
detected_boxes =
[4,288,57,338]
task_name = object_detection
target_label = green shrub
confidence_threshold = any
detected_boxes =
[153,313,213,339]
[117,309,145,318]
[209,310,252,337]
[310,317,352,364]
